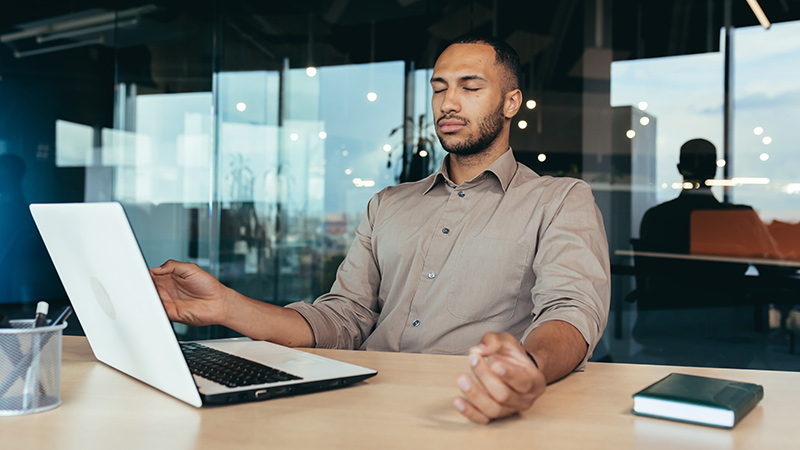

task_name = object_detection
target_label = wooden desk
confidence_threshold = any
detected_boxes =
[3,337,799,449]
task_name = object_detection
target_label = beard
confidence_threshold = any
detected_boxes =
[436,100,505,156]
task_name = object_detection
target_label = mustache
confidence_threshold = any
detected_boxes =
[437,115,469,126]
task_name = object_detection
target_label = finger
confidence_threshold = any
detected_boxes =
[152,260,199,279]
[471,333,528,365]
[473,332,503,355]
[486,358,545,397]
[471,341,542,394]
[150,259,178,274]
[469,355,538,411]
[471,333,534,372]
[456,374,516,420]
[452,397,490,425]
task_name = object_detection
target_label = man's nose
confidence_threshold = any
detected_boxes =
[439,88,460,114]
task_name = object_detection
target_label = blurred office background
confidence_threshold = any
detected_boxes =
[1,0,799,371]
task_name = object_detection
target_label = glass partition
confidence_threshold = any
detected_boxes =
[2,1,799,370]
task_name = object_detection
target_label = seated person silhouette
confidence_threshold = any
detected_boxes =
[632,139,770,365]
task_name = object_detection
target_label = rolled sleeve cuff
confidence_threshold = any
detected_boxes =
[284,301,337,349]
[520,306,602,372]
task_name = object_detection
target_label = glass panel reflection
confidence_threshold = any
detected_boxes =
[215,62,404,311]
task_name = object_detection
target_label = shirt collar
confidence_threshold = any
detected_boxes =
[423,148,517,195]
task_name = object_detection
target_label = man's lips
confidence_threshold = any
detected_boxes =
[438,119,466,133]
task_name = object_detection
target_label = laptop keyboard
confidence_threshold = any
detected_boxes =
[180,342,303,388]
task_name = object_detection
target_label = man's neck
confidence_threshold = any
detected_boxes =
[446,140,509,185]
[680,184,716,197]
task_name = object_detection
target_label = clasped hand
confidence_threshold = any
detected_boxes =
[453,332,546,424]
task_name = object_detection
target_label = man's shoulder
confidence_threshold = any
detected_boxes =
[368,173,439,208]
[643,197,681,217]
[510,163,591,197]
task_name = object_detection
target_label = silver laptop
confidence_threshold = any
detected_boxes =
[30,202,376,407]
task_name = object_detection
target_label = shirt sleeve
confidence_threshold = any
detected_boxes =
[521,180,611,370]
[284,191,384,349]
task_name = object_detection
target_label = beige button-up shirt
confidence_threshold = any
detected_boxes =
[287,150,610,367]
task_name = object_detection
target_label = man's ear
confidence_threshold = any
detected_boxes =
[504,89,522,119]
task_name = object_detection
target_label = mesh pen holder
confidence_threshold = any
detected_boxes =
[0,319,66,415]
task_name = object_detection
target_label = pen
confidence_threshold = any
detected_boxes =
[34,301,49,327]
[51,306,73,326]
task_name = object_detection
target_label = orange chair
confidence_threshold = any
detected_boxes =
[690,209,781,259]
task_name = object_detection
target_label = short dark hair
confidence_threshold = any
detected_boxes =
[679,138,717,181]
[447,35,522,93]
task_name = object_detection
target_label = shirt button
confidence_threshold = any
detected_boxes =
[427,272,436,279]
[458,191,465,198]
[442,228,450,235]
[412,320,420,327]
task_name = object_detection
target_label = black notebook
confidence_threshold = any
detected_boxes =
[632,373,764,428]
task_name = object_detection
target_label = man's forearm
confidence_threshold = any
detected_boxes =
[222,289,316,347]
[522,320,588,383]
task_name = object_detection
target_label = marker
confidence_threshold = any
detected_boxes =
[51,306,73,326]
[34,302,49,327]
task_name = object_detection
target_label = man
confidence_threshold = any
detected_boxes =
[639,138,754,254]
[634,138,776,351]
[151,36,610,424]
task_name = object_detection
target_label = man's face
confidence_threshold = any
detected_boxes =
[430,43,509,156]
